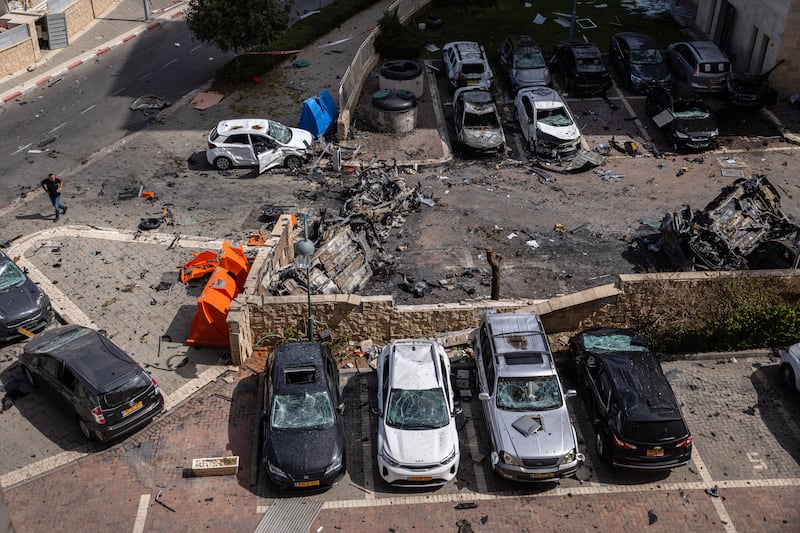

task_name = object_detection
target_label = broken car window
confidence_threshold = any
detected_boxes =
[0,260,27,291]
[537,106,574,127]
[583,333,648,353]
[386,388,449,429]
[514,50,546,69]
[496,376,562,411]
[271,391,334,429]
[267,120,292,145]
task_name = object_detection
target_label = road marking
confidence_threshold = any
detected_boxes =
[49,122,67,133]
[132,494,150,533]
[611,83,651,142]
[462,402,488,493]
[691,445,737,532]
[112,87,126,96]
[163,58,178,68]
[746,451,768,471]
[11,143,32,156]
[359,374,375,499]
[190,45,202,53]
[80,105,95,115]
[140,73,152,80]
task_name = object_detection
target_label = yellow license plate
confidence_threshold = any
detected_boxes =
[646,448,664,457]
[122,401,143,417]
[408,476,432,481]
[531,472,555,479]
[294,480,320,488]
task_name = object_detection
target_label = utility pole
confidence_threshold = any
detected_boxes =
[568,0,577,42]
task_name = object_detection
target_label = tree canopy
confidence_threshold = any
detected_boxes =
[185,0,292,54]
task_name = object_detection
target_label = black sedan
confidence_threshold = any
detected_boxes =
[263,342,346,490]
[570,328,693,471]
[646,85,718,151]
[0,251,53,342]
[609,32,671,92]
[20,325,164,442]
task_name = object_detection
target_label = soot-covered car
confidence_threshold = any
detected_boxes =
[570,328,693,471]
[645,85,718,151]
[453,86,506,155]
[551,42,612,96]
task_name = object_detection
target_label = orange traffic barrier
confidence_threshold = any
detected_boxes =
[247,230,265,246]
[178,250,218,284]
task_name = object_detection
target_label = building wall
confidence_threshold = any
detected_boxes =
[0,30,38,76]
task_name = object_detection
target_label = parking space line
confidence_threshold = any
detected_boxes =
[611,84,651,142]
[359,375,375,499]
[461,402,488,493]
[132,493,150,533]
[681,444,737,532]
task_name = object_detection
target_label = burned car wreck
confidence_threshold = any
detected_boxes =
[660,175,800,271]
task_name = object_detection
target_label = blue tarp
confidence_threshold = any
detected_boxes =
[298,90,339,139]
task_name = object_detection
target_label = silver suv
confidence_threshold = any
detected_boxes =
[667,41,731,93]
[442,41,494,91]
[472,311,583,482]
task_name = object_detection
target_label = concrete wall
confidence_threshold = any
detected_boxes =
[0,26,38,75]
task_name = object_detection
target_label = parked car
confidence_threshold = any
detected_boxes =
[442,41,494,90]
[473,312,582,482]
[498,35,551,93]
[570,328,693,470]
[609,32,671,92]
[453,86,506,154]
[514,86,581,159]
[667,41,731,93]
[19,325,163,442]
[551,42,611,96]
[779,343,800,392]
[376,339,461,487]
[0,251,53,342]
[726,60,782,108]
[645,85,718,151]
[206,118,313,172]
[263,341,346,490]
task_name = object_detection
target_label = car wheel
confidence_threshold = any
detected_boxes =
[284,155,302,170]
[22,365,36,387]
[782,363,797,391]
[595,431,611,462]
[78,418,95,442]
[213,156,232,171]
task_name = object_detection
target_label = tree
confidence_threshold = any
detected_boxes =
[185,0,292,54]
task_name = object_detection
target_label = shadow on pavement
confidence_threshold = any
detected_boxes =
[750,364,800,466]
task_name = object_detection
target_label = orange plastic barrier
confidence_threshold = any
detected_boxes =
[178,250,219,284]
[185,241,251,349]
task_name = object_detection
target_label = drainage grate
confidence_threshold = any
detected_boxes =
[254,497,323,533]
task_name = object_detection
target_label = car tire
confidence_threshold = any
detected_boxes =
[78,418,95,442]
[213,156,233,171]
[595,431,611,463]
[22,365,36,387]
[284,155,302,170]
[138,218,161,231]
[781,363,796,391]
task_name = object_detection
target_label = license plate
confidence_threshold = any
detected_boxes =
[408,476,432,481]
[294,480,320,488]
[530,472,555,479]
[122,401,143,417]
[646,448,664,457]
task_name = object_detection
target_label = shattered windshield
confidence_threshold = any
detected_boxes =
[673,101,710,120]
[268,121,292,144]
[464,110,500,129]
[0,260,27,291]
[271,391,334,429]
[386,388,449,429]
[583,333,649,352]
[630,48,663,65]
[514,49,546,69]
[537,106,573,127]
[496,376,562,411]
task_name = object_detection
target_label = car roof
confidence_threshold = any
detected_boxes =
[272,342,329,393]
[559,41,601,58]
[444,41,486,60]
[25,324,140,392]
[387,339,443,390]
[215,119,271,136]
[482,313,554,376]
[519,86,564,108]
[456,87,494,105]
[683,41,729,61]
[507,35,540,50]
[615,32,658,49]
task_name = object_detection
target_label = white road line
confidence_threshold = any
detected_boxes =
[359,375,375,499]
[112,87,126,96]
[80,105,95,115]
[462,402,488,493]
[692,445,737,532]
[189,45,202,53]
[11,143,32,156]
[163,58,178,68]
[611,83,651,141]
[49,122,67,133]
[140,73,152,80]
[132,494,150,533]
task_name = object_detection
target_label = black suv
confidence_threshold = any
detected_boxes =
[645,85,718,151]
[0,250,53,342]
[263,342,346,490]
[570,328,692,470]
[609,32,671,92]
[20,325,163,442]
[551,42,611,96]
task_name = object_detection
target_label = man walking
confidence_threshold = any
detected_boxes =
[41,173,68,222]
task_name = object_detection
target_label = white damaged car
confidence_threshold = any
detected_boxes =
[206,118,313,173]
[514,86,581,159]
[376,339,461,487]
[780,343,800,392]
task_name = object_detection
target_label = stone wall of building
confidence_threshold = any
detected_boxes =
[0,31,38,76]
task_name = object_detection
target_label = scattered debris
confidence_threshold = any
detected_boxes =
[454,502,478,510]
[705,485,720,498]
[648,510,658,525]
[130,95,171,113]
[456,519,474,533]
[155,489,177,512]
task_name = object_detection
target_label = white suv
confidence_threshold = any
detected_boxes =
[376,339,461,487]
[206,118,313,173]
[442,41,494,90]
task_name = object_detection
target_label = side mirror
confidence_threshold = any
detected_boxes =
[371,407,382,417]
[565,389,577,399]
[337,403,345,414]
[452,406,464,417]
[478,392,491,402]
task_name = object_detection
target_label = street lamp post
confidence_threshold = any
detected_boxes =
[294,214,315,342]
[568,0,578,42]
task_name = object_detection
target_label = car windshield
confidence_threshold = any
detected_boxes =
[537,106,573,127]
[0,260,27,291]
[673,101,710,120]
[582,333,649,352]
[514,49,546,69]
[101,371,151,409]
[464,110,500,129]
[462,62,486,75]
[496,376,563,411]
[272,391,334,429]
[630,48,663,65]
[576,58,606,72]
[386,388,449,429]
[267,121,292,144]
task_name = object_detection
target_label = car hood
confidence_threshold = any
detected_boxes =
[266,425,342,474]
[512,68,550,89]
[284,127,314,150]
[0,280,44,321]
[460,125,505,150]
[495,407,575,458]
[630,62,670,83]
[672,115,718,136]
[536,120,580,143]
[381,423,456,464]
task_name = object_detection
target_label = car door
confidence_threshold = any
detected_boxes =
[59,366,91,419]
[610,37,623,72]
[254,134,283,174]
[35,353,63,393]
[515,94,535,145]
[670,44,692,81]
[475,327,499,452]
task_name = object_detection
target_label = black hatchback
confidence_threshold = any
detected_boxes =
[20,325,163,442]
[0,251,53,342]
[570,328,692,471]
[263,342,346,490]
